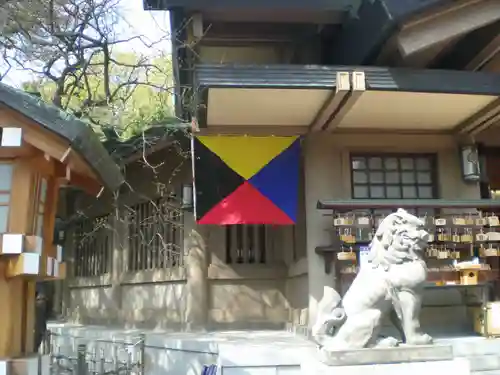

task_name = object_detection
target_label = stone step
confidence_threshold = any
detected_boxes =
[466,355,500,372]
[219,365,301,375]
[450,340,500,357]
[300,357,470,375]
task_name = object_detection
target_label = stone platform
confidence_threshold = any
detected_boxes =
[301,356,470,375]
[47,322,500,375]
[317,344,453,366]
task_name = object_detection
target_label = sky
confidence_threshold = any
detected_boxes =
[115,0,171,54]
[2,0,172,87]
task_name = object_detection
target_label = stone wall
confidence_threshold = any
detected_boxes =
[60,145,309,330]
[59,132,483,332]
[303,132,481,332]
[62,148,191,329]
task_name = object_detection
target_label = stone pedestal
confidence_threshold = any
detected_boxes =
[302,345,470,375]
[318,344,453,365]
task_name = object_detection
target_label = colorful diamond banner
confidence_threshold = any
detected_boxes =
[192,135,300,225]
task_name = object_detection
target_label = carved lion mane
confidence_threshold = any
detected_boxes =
[366,208,429,270]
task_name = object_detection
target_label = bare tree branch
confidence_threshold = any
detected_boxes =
[0,0,175,135]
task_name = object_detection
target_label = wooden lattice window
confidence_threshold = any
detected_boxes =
[0,163,13,233]
[350,154,438,200]
[32,175,48,237]
[127,195,183,271]
[74,215,112,277]
[225,225,269,264]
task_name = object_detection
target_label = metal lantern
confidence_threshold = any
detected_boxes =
[181,183,194,210]
[460,144,481,183]
[53,217,66,245]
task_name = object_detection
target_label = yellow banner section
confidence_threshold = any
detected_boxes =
[196,135,298,179]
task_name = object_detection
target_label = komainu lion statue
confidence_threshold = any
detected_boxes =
[312,208,432,353]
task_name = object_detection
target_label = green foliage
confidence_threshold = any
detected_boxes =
[4,0,179,141]
[1,0,59,36]
[22,52,175,139]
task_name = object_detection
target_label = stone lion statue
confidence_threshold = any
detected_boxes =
[312,208,432,353]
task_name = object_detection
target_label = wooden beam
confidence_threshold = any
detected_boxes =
[0,107,101,183]
[308,71,350,132]
[42,177,61,258]
[403,38,459,68]
[401,0,482,30]
[0,143,37,159]
[9,160,35,234]
[469,113,500,136]
[455,97,500,135]
[198,125,307,136]
[60,147,72,163]
[478,51,500,73]
[324,71,366,132]
[317,198,500,210]
[19,156,103,197]
[24,154,57,177]
[24,281,36,353]
[465,34,500,71]
[430,20,500,70]
[0,264,25,357]
[55,163,102,196]
[375,36,399,66]
[0,108,70,161]
[397,0,500,58]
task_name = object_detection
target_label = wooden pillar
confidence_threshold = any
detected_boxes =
[0,155,66,360]
[61,224,75,318]
[61,189,77,317]
[0,160,36,357]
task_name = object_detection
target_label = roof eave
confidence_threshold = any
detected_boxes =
[0,83,124,191]
[195,64,500,95]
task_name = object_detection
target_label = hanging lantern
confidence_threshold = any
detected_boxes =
[181,183,194,211]
[460,144,481,183]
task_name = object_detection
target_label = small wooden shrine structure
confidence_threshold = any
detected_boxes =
[0,83,123,374]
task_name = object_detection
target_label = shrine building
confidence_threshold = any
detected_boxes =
[46,0,500,374]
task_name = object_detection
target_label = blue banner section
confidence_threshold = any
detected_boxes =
[201,364,218,375]
[248,138,301,222]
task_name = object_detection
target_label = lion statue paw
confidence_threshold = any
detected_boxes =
[371,336,400,348]
[406,333,433,346]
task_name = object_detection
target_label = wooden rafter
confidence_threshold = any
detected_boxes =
[323,71,366,132]
[398,0,500,58]
[308,71,350,132]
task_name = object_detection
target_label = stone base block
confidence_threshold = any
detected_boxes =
[318,344,453,366]
[0,355,50,375]
[301,357,470,375]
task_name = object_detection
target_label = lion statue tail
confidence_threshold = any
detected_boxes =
[311,287,346,346]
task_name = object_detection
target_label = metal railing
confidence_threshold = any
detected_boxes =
[43,331,145,375]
